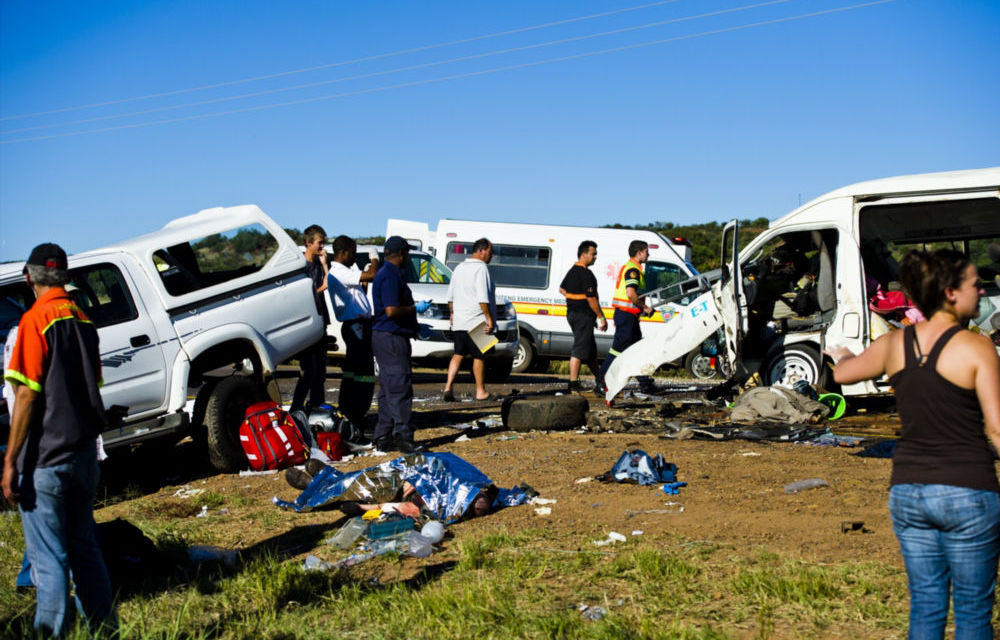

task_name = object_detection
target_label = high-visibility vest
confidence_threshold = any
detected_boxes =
[612,259,645,313]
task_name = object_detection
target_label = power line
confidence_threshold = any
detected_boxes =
[0,0,686,122]
[0,0,898,145]
[1,0,799,136]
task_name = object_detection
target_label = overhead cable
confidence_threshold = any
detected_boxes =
[0,0,686,122]
[1,0,799,136]
[0,0,898,145]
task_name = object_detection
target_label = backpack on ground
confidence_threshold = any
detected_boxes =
[239,401,309,471]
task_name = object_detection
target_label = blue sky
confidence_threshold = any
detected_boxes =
[1,0,998,261]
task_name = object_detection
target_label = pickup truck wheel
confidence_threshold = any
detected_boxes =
[684,350,720,380]
[763,344,826,388]
[205,375,268,473]
[502,394,589,432]
[511,335,535,374]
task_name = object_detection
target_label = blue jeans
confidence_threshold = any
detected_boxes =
[18,447,116,637]
[889,483,1000,640]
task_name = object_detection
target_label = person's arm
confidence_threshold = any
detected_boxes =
[589,296,608,330]
[384,304,416,320]
[624,267,651,315]
[360,259,377,284]
[315,254,329,294]
[479,302,493,333]
[3,384,38,505]
[972,337,1000,453]
[826,333,892,385]
[477,266,494,332]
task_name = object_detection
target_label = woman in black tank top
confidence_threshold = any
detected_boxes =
[827,249,1000,639]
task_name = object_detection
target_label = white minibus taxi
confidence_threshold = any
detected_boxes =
[386,219,704,374]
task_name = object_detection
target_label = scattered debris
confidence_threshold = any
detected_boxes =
[238,469,279,477]
[841,521,873,534]
[575,476,594,484]
[534,507,552,516]
[171,486,204,498]
[631,530,643,536]
[187,545,239,566]
[662,482,688,495]
[592,532,627,546]
[578,604,607,621]
[784,478,829,493]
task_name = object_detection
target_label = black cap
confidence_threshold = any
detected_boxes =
[384,236,410,256]
[23,243,68,274]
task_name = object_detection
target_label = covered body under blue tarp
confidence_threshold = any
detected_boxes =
[273,452,528,524]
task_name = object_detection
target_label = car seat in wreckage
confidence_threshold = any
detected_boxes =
[603,287,723,403]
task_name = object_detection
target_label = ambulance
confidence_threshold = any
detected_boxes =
[386,218,709,374]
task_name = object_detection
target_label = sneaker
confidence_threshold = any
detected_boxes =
[593,380,607,397]
[284,467,312,491]
[344,435,374,452]
[442,389,456,402]
[374,436,395,452]
[567,380,583,392]
[304,458,327,477]
[394,438,427,454]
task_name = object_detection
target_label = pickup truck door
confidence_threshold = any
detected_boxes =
[68,259,168,418]
[716,220,748,374]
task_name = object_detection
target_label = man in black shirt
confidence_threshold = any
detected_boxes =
[291,224,330,413]
[559,240,608,391]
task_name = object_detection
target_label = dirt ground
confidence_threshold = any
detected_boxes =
[97,369,905,570]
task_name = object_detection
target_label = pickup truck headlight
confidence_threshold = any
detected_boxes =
[419,304,443,319]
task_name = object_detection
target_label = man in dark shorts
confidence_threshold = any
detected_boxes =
[442,238,496,401]
[559,240,608,391]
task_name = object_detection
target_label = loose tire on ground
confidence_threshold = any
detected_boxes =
[484,357,514,383]
[502,394,589,432]
[511,335,535,374]
[205,375,269,473]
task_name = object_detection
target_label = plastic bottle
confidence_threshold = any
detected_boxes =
[783,478,829,493]
[328,517,368,549]
[405,532,434,558]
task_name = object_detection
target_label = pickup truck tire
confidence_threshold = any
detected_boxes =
[205,375,269,473]
[502,394,588,432]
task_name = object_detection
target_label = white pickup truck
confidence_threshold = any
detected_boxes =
[0,205,324,472]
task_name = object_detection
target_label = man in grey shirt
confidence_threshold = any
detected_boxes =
[442,238,496,402]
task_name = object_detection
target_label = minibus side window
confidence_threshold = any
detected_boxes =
[446,242,551,289]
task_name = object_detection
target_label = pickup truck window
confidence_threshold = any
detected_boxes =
[446,242,550,289]
[152,223,278,296]
[68,263,139,328]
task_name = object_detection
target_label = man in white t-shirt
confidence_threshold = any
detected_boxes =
[442,238,496,402]
[327,235,378,437]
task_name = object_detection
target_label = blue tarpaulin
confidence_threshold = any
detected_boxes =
[273,452,528,524]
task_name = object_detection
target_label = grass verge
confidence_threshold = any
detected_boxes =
[1,508,909,639]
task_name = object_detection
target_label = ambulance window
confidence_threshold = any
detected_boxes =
[447,242,550,288]
[645,261,682,293]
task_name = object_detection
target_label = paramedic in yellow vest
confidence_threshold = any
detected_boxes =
[596,240,653,393]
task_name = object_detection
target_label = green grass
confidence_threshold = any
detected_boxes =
[0,513,910,639]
